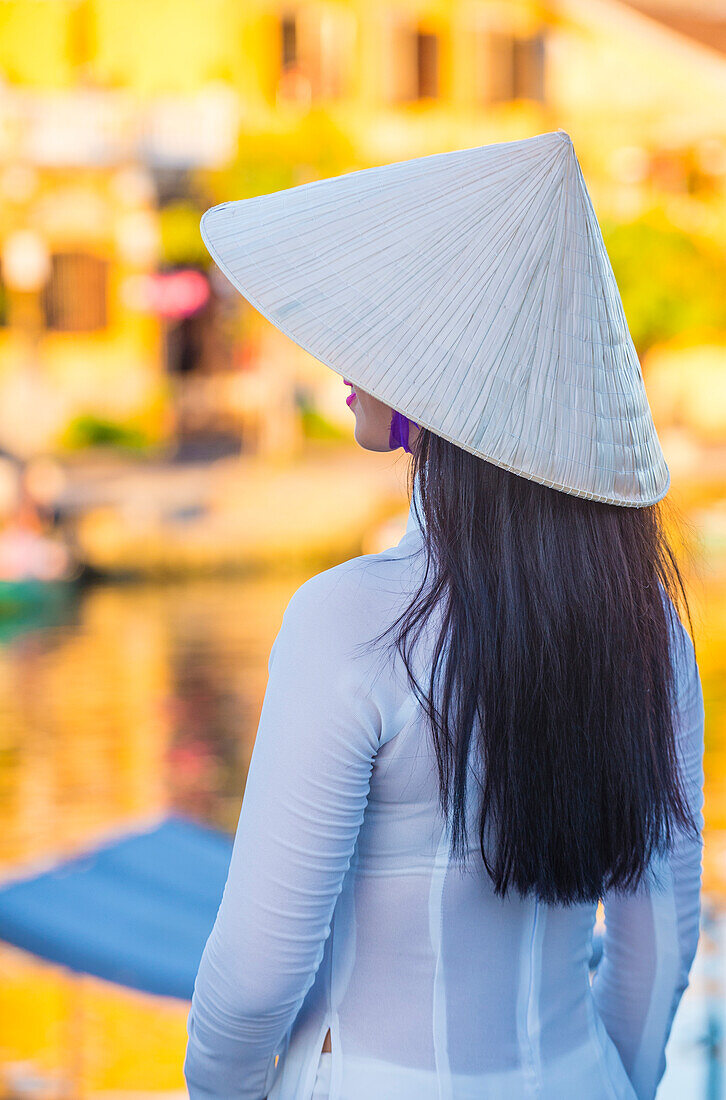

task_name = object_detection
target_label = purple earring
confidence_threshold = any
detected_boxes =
[389,410,419,454]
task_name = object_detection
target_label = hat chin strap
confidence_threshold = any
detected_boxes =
[389,410,419,454]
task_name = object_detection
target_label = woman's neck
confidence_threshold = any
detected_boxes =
[404,473,425,539]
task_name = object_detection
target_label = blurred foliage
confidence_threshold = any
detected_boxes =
[297,399,349,442]
[158,201,210,267]
[602,210,726,356]
[60,414,153,451]
[201,109,357,204]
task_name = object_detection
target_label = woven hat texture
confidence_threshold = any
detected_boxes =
[201,129,669,507]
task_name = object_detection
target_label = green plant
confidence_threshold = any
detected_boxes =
[60,414,152,451]
[158,201,210,267]
[602,211,726,356]
[298,404,349,442]
[201,109,357,206]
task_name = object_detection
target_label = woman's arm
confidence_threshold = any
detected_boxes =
[590,615,705,1100]
[184,572,382,1099]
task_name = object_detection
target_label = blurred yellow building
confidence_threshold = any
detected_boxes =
[0,0,724,460]
[0,0,721,459]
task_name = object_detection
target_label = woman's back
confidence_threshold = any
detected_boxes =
[184,494,704,1100]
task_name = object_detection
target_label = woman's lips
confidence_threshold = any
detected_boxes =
[343,378,357,407]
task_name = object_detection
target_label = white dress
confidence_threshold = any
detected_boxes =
[184,483,705,1100]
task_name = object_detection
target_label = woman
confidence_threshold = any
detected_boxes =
[184,131,705,1099]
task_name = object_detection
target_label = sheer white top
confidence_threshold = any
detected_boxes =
[184,484,705,1100]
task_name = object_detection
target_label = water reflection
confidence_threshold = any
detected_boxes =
[0,574,308,871]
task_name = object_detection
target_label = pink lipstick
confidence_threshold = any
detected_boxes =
[343,378,357,407]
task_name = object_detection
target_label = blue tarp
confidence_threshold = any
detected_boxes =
[0,813,233,1000]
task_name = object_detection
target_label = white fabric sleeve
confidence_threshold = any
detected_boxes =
[183,574,382,1099]
[590,616,705,1100]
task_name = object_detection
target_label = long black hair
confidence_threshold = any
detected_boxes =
[370,427,700,906]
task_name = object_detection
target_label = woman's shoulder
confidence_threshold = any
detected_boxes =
[659,587,699,678]
[284,540,422,624]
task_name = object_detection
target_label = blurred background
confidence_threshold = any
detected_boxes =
[0,0,724,1096]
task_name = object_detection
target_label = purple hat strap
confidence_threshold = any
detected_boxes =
[389,410,419,454]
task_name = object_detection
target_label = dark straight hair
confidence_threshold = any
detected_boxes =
[370,427,700,907]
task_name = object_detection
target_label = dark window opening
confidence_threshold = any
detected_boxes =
[278,10,351,103]
[281,13,298,70]
[513,33,545,102]
[42,253,108,332]
[416,31,439,98]
[483,29,546,103]
[392,25,441,102]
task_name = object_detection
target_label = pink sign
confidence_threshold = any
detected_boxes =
[129,269,210,319]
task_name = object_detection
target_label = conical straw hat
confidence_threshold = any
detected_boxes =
[201,129,669,507]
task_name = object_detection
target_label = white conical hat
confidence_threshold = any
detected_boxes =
[201,129,669,507]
